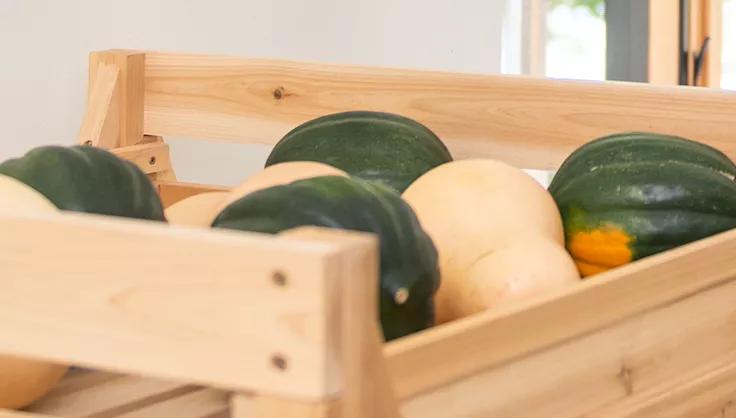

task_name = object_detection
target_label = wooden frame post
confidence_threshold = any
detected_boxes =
[77,63,120,148]
[79,50,176,181]
[87,50,145,147]
[236,229,401,418]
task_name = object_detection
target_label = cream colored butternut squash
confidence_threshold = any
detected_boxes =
[220,161,348,209]
[402,159,579,324]
[164,191,230,227]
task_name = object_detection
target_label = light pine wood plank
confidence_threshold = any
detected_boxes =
[77,63,120,148]
[246,395,339,418]
[111,142,172,175]
[400,272,736,418]
[592,354,736,418]
[28,373,194,418]
[142,51,736,169]
[90,50,145,146]
[0,211,344,399]
[113,388,229,418]
[385,227,736,400]
[282,229,400,418]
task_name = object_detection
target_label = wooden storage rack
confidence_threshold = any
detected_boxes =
[3,49,736,417]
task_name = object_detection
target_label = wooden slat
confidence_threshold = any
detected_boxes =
[385,227,736,400]
[142,51,736,169]
[593,354,736,417]
[156,181,229,209]
[78,63,120,148]
[28,373,195,417]
[0,211,343,399]
[400,269,736,417]
[111,142,173,175]
[114,388,229,418]
[247,395,339,418]
[91,50,145,146]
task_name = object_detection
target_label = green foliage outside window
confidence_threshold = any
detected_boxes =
[549,0,605,19]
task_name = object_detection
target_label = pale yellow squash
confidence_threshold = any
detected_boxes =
[220,161,348,209]
[0,174,57,213]
[164,191,231,227]
[0,356,68,409]
[0,174,68,409]
[442,237,580,321]
[402,159,577,324]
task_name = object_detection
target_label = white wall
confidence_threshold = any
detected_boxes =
[0,0,514,186]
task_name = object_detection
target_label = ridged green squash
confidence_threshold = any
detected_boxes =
[0,145,165,221]
[548,132,736,277]
[264,111,453,193]
[211,175,440,341]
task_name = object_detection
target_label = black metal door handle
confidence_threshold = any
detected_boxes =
[693,36,711,86]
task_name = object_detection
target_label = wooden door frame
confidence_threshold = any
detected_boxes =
[649,0,723,86]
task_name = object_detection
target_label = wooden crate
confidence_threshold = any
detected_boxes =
[3,49,736,418]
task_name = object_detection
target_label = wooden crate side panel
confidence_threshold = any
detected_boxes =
[156,181,229,208]
[385,228,736,400]
[0,211,341,399]
[593,354,736,418]
[400,276,736,418]
[142,51,736,169]
[28,370,198,417]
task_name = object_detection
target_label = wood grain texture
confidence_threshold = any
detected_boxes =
[29,373,195,417]
[283,229,400,418]
[400,269,736,418]
[91,50,145,146]
[385,227,736,401]
[142,51,736,169]
[113,388,229,418]
[26,369,228,418]
[0,211,343,399]
[78,63,120,148]
[593,354,736,418]
[157,181,229,209]
[111,142,172,175]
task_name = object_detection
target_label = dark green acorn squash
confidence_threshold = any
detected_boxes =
[0,145,165,221]
[264,111,453,193]
[211,175,440,341]
[548,131,736,277]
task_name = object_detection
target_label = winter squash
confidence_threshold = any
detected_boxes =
[165,192,231,227]
[549,132,736,277]
[264,111,453,193]
[403,159,578,323]
[212,176,440,341]
[220,161,347,209]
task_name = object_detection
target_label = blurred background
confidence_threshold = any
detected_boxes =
[0,0,732,185]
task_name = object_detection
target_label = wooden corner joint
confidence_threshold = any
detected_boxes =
[111,142,173,176]
[78,50,146,148]
[77,63,121,148]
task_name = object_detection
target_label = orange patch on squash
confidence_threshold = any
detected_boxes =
[568,226,633,277]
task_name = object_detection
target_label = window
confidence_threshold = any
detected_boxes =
[546,0,606,81]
